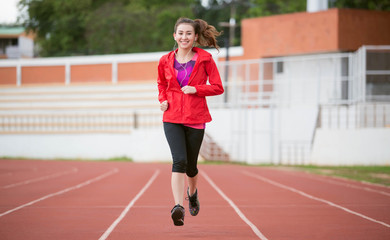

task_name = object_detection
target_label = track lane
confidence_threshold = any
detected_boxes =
[282,170,390,197]
[0,161,161,240]
[1,160,389,240]
[242,166,390,224]
[99,169,160,240]
[108,164,261,240]
[2,167,78,189]
[199,164,390,240]
[242,170,390,228]
[0,161,116,211]
[0,167,118,217]
[0,160,77,187]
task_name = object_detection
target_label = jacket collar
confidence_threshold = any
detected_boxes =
[166,47,211,87]
[168,47,211,63]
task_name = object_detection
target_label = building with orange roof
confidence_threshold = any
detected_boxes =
[0,26,34,59]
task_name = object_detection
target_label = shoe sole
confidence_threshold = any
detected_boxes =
[171,208,184,226]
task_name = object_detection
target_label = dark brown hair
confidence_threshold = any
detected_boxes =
[174,17,222,50]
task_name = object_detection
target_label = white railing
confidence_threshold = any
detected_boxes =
[0,82,162,134]
[0,111,162,134]
[279,141,312,165]
[319,103,390,129]
[212,51,364,109]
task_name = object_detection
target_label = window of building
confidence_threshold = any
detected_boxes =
[276,61,283,74]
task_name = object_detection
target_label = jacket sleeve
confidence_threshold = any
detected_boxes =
[195,57,224,97]
[157,56,168,103]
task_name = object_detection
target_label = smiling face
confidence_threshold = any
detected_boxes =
[173,23,198,51]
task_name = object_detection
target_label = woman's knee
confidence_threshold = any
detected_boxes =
[186,168,198,178]
[172,159,187,173]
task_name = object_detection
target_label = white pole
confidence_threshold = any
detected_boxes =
[307,0,328,12]
[65,62,71,85]
[246,109,253,164]
[112,61,118,84]
[16,63,21,86]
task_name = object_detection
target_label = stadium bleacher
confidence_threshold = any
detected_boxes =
[0,82,161,134]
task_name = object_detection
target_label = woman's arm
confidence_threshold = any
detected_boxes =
[194,57,224,97]
[157,57,168,103]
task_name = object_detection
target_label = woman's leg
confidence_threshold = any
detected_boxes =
[185,126,204,189]
[184,126,204,216]
[187,174,198,196]
[164,123,188,206]
[171,172,185,206]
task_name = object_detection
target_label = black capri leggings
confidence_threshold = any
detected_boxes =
[163,122,205,178]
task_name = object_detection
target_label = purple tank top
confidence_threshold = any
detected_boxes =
[174,53,198,87]
[173,53,205,129]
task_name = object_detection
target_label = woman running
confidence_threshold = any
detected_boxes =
[157,17,224,226]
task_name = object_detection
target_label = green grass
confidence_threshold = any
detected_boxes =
[105,156,133,162]
[283,165,390,186]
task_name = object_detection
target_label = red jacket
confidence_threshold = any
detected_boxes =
[157,47,224,124]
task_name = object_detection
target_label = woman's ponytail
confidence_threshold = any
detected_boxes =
[194,19,222,50]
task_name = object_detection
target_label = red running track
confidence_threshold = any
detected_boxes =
[0,159,389,240]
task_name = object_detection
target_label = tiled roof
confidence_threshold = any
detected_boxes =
[0,27,25,35]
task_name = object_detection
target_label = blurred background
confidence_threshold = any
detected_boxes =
[1,0,390,57]
[0,0,389,166]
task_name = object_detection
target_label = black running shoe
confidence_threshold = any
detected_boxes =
[171,204,185,226]
[186,188,200,216]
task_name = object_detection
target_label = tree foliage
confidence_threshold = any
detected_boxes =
[330,0,390,11]
[246,0,306,17]
[194,0,252,47]
[84,1,193,54]
[20,0,194,56]
[18,0,389,57]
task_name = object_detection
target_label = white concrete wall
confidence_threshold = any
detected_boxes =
[0,128,172,162]
[277,106,318,164]
[19,36,34,58]
[311,128,390,165]
[279,106,318,141]
[6,46,20,59]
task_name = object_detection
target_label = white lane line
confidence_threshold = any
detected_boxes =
[242,170,390,228]
[360,180,390,189]
[291,171,390,197]
[0,168,118,217]
[2,168,79,189]
[99,169,160,240]
[201,171,268,240]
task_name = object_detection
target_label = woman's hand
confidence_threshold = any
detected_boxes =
[160,100,168,112]
[181,86,197,94]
